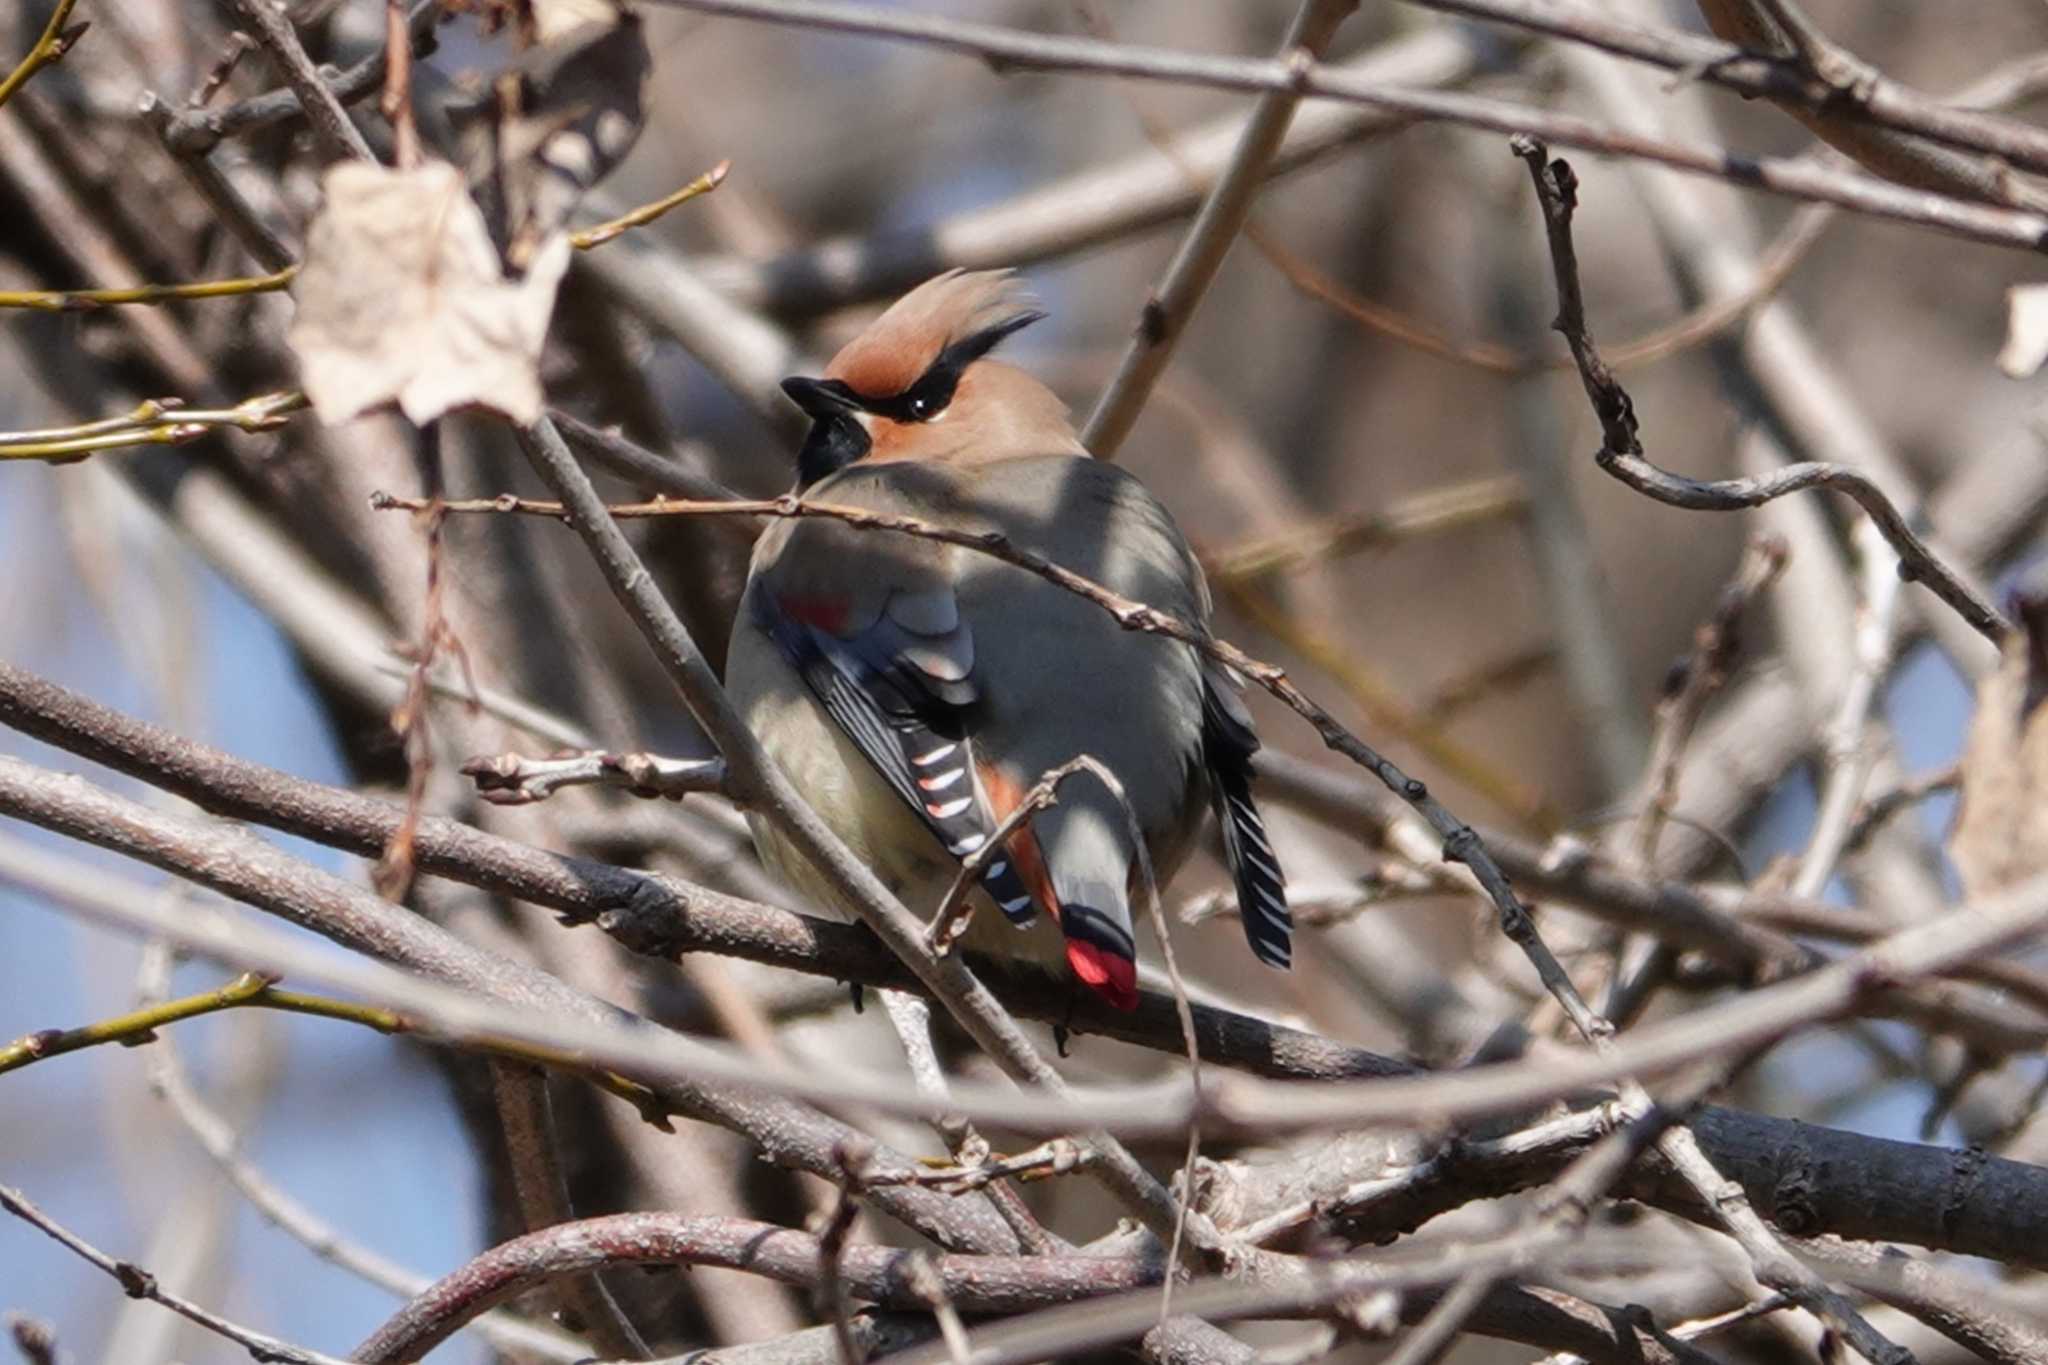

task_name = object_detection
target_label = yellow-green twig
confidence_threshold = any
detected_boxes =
[0,0,86,111]
[0,266,298,313]
[0,970,674,1128]
[0,390,306,463]
[571,159,732,249]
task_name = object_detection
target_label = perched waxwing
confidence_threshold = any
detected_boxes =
[726,270,1289,1010]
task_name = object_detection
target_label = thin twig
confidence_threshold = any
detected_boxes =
[1201,476,1528,583]
[138,92,300,272]
[0,954,674,1125]
[641,0,2048,257]
[1537,1297,1792,1365]
[128,950,590,1362]
[161,0,443,155]
[1512,136,2005,647]
[1377,1079,1700,1365]
[816,1143,871,1365]
[374,428,460,902]
[0,0,85,111]
[572,161,734,248]
[866,1139,1092,1194]
[900,1252,972,1365]
[0,166,723,317]
[1792,519,1905,898]
[461,749,729,806]
[1599,535,1788,1026]
[1633,536,1790,872]
[0,1183,353,1365]
[1251,201,1833,376]
[926,756,1090,955]
[689,26,1491,316]
[229,0,375,164]
[1843,764,1960,856]
[0,391,306,463]
[0,266,298,312]
[380,0,421,169]
[1080,0,1355,457]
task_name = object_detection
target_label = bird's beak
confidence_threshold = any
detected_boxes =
[781,376,858,421]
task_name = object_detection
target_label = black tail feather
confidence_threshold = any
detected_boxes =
[1202,672,1291,969]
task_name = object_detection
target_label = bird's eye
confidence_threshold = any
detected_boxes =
[882,365,958,423]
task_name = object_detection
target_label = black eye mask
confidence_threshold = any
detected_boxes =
[854,309,1047,424]
[786,309,1046,488]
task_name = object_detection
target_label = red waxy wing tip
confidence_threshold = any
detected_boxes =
[1065,937,1138,1012]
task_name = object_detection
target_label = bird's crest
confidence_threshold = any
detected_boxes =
[827,269,1041,399]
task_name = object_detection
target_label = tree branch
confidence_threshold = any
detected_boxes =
[0,1182,349,1365]
[1080,0,1355,457]
[642,0,2048,256]
[9,701,2048,1265]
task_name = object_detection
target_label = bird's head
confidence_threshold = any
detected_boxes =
[781,269,1078,487]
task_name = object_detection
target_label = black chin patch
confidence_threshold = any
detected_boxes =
[796,412,871,488]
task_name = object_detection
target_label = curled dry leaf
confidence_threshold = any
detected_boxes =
[288,159,569,425]
[1950,591,2048,896]
[1999,284,2048,379]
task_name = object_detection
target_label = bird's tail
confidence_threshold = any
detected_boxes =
[1040,803,1140,1011]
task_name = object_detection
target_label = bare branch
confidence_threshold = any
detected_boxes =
[461,748,729,806]
[572,161,733,249]
[0,0,85,111]
[1201,477,1528,584]
[1513,137,2005,643]
[159,0,442,156]
[10,668,2048,1263]
[1691,0,2048,208]
[0,391,305,463]
[127,951,590,1362]
[0,770,1030,1252]
[0,1182,350,1365]
[643,0,2048,256]
[227,0,374,164]
[357,1212,1727,1365]
[926,756,1090,955]
[691,27,1491,315]
[0,266,297,312]
[1080,0,1354,457]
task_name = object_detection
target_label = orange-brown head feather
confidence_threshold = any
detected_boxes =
[785,269,1083,482]
[826,269,1035,398]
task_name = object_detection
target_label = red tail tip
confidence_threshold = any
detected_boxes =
[1065,938,1138,1012]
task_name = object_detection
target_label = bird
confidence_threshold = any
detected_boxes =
[725,269,1289,1011]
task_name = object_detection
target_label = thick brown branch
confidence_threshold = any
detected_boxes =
[7,665,2048,1266]
[354,1213,1723,1365]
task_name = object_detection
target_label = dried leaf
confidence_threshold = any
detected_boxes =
[1998,283,2048,379]
[1950,596,2048,897]
[288,159,568,425]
